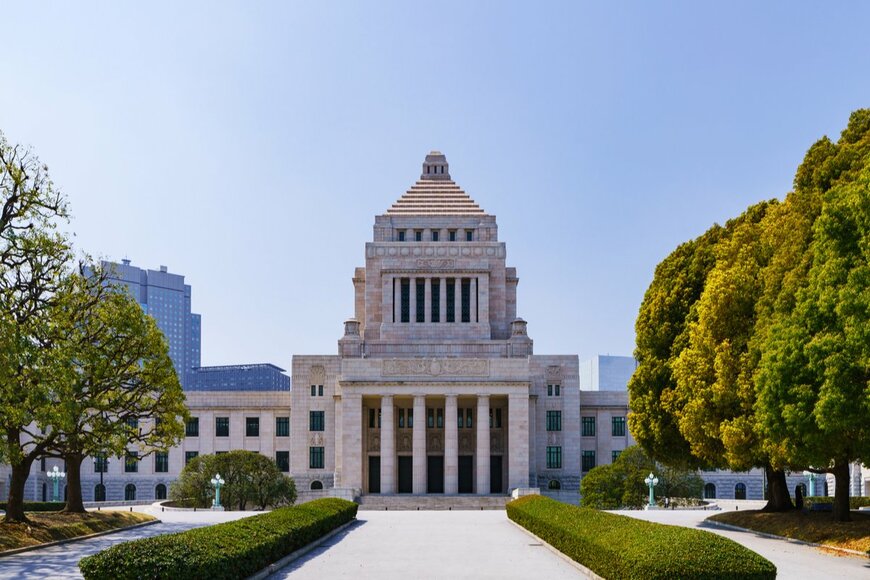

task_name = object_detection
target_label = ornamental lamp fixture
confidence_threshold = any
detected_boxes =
[211,473,226,510]
[644,472,659,508]
[47,465,66,502]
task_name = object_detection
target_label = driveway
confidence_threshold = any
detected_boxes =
[270,510,582,579]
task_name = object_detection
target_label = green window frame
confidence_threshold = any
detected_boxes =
[546,446,562,469]
[546,410,562,432]
[309,411,325,432]
[125,451,139,473]
[582,416,596,437]
[155,452,169,473]
[185,417,199,437]
[612,416,626,437]
[582,450,596,472]
[309,446,325,469]
[215,416,229,437]
[276,417,290,437]
[185,451,198,465]
[246,417,260,437]
[276,451,290,472]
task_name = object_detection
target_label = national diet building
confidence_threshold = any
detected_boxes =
[290,152,581,497]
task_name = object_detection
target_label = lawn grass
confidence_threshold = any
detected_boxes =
[709,509,870,553]
[0,511,155,551]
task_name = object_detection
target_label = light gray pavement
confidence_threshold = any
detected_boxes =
[615,508,870,580]
[270,510,582,579]
[0,504,258,579]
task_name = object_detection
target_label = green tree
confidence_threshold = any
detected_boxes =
[48,264,187,513]
[0,132,72,522]
[170,451,296,510]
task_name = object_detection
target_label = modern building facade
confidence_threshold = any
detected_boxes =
[103,260,201,388]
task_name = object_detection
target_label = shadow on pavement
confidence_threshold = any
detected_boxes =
[269,519,368,578]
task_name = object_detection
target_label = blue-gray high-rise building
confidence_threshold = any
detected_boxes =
[103,260,201,388]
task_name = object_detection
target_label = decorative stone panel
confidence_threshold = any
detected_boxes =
[383,358,489,377]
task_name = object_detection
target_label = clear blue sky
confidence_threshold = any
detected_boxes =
[2,2,869,371]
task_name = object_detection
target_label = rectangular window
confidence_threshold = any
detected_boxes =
[446,278,455,322]
[457,408,464,429]
[309,411,325,431]
[582,416,596,437]
[186,417,199,437]
[369,408,376,429]
[546,446,562,469]
[276,451,290,473]
[466,230,473,241]
[310,384,317,396]
[496,408,502,428]
[401,278,410,323]
[546,410,562,431]
[155,452,169,473]
[449,230,456,242]
[276,417,290,437]
[126,417,139,431]
[125,451,139,473]
[432,231,439,241]
[555,384,561,396]
[436,408,444,428]
[408,408,413,428]
[415,230,422,242]
[431,278,440,322]
[548,384,561,397]
[461,278,470,322]
[309,446,325,469]
[246,417,260,437]
[427,408,434,428]
[185,451,199,465]
[612,416,626,437]
[94,454,108,473]
[612,450,622,463]
[582,450,596,472]
[547,384,552,396]
[416,279,425,322]
[318,385,324,396]
[398,231,405,242]
[216,417,230,437]
[466,409,473,429]
[398,409,405,429]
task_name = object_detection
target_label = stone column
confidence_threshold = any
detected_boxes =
[439,277,447,323]
[393,277,401,324]
[507,393,530,491]
[454,278,462,324]
[380,395,395,494]
[445,394,459,494]
[476,395,490,494]
[383,275,392,325]
[424,277,432,323]
[409,278,417,324]
[340,394,363,490]
[412,394,426,494]
[470,277,478,324]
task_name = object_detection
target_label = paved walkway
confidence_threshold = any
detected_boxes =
[270,510,582,579]
[616,508,870,580]
[0,506,257,579]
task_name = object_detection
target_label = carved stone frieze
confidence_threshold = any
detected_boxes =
[367,431,381,452]
[427,432,443,453]
[415,258,455,269]
[490,432,503,453]
[546,365,562,379]
[383,358,489,377]
[310,365,326,383]
[397,431,412,453]
[547,432,561,446]
[459,433,474,454]
[310,433,324,446]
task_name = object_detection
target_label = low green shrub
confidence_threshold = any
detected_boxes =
[78,498,357,579]
[507,495,776,579]
[0,501,65,512]
[804,496,870,510]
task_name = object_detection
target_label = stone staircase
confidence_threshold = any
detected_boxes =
[358,494,510,511]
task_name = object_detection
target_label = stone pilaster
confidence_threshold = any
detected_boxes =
[439,277,447,323]
[454,278,462,324]
[470,277,478,323]
[476,394,490,494]
[508,393,529,490]
[445,394,459,494]
[340,394,362,490]
[393,277,401,323]
[380,395,395,494]
[409,278,417,324]
[424,277,432,323]
[412,394,426,494]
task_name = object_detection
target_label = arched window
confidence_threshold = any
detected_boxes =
[94,484,106,502]
[823,480,829,497]
[734,482,747,500]
[125,483,137,501]
[548,480,561,490]
[310,480,323,491]
[155,484,167,500]
[796,483,807,498]
[704,483,716,499]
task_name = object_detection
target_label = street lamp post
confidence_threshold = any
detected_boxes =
[211,474,225,511]
[644,472,659,509]
[47,465,66,502]
[803,471,817,497]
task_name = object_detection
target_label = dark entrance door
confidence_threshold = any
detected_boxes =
[398,456,413,493]
[458,456,474,493]
[490,455,503,494]
[368,456,381,494]
[427,455,444,493]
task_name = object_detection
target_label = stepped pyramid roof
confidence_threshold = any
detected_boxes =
[385,151,487,216]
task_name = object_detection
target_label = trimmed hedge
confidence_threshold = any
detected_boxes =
[804,496,870,510]
[78,498,357,579]
[507,495,776,579]
[0,501,65,512]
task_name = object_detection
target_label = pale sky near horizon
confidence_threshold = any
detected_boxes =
[2,2,869,373]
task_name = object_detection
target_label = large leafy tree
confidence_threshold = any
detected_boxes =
[0,132,72,522]
[756,111,870,521]
[48,264,187,513]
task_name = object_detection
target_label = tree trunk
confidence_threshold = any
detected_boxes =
[4,460,33,523]
[62,453,86,513]
[832,461,851,522]
[762,466,794,512]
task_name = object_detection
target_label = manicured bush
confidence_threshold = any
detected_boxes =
[804,496,870,510]
[507,495,776,579]
[78,498,357,579]
[0,501,65,512]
